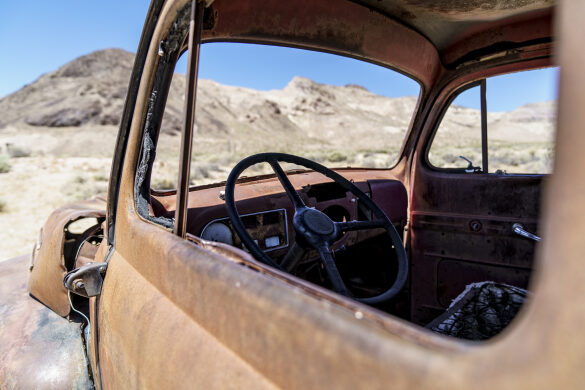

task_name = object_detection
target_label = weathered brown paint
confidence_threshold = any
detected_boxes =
[202,0,441,89]
[354,0,553,55]
[442,9,553,65]
[406,45,553,323]
[92,1,534,389]
[151,170,407,236]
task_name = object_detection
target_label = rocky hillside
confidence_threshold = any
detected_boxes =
[0,49,418,148]
[0,49,134,128]
[0,48,555,169]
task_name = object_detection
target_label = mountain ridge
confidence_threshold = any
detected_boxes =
[0,48,555,149]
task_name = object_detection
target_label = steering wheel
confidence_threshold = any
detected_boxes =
[224,153,408,305]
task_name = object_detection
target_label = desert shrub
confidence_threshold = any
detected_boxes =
[305,152,325,164]
[7,146,31,158]
[327,151,347,163]
[152,178,176,190]
[208,154,233,167]
[73,175,87,184]
[0,198,6,213]
[246,162,272,174]
[362,156,378,167]
[61,175,108,202]
[92,182,108,195]
[206,163,221,172]
[190,163,222,181]
[93,174,109,182]
[191,165,211,180]
[0,154,10,173]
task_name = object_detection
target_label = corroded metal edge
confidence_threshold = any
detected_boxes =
[0,256,92,389]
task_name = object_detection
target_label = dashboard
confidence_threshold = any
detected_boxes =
[149,169,408,259]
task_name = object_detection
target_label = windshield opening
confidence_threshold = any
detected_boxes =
[152,42,420,189]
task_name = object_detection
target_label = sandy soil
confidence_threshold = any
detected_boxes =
[0,156,111,260]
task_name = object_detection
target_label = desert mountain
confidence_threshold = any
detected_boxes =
[0,49,134,128]
[0,49,418,141]
[0,48,555,162]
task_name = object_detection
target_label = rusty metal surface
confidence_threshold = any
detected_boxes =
[203,0,441,88]
[90,0,585,388]
[153,169,399,213]
[409,153,543,325]
[0,256,92,389]
[407,44,551,324]
[0,0,573,388]
[28,196,106,317]
[355,0,553,64]
[174,1,205,238]
[203,0,553,77]
[100,210,464,389]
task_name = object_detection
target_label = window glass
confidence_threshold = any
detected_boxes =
[150,43,420,189]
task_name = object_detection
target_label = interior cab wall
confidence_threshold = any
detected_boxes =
[408,53,553,324]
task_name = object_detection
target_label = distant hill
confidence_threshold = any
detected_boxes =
[0,49,418,137]
[0,48,555,160]
[0,49,134,128]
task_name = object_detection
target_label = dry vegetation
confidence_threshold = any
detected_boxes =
[0,121,118,259]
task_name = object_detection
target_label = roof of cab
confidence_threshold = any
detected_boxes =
[202,0,554,88]
[353,0,554,59]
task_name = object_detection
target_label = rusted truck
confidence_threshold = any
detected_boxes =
[3,0,584,388]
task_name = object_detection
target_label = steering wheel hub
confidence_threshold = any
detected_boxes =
[302,209,334,235]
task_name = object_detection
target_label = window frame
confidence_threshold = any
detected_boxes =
[424,66,557,176]
[135,43,424,232]
[424,80,483,174]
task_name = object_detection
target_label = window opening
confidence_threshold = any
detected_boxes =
[428,67,558,174]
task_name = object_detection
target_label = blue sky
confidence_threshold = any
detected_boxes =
[454,68,559,111]
[196,43,421,98]
[0,0,148,98]
[0,1,558,111]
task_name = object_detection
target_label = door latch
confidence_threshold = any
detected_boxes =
[459,156,481,173]
[63,262,108,298]
[512,223,541,242]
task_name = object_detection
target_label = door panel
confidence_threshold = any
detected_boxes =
[409,170,543,325]
[98,250,277,389]
[96,207,462,389]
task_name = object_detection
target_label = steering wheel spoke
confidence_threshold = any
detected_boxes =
[336,219,387,233]
[280,241,306,272]
[316,245,352,297]
[267,158,306,209]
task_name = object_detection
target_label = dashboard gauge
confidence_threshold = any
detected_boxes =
[200,222,234,245]
[199,209,289,252]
